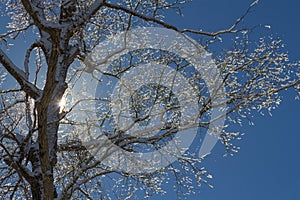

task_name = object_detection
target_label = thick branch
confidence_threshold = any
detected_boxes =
[0,48,42,99]
[21,0,59,33]
[0,142,34,185]
[72,0,105,28]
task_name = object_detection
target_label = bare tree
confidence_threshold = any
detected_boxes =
[0,0,299,199]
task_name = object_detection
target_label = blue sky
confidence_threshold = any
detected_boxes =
[1,1,299,199]
[162,0,300,199]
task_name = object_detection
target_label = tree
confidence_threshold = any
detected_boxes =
[0,0,299,199]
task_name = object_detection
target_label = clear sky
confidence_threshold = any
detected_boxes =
[1,1,299,199]
[162,0,300,199]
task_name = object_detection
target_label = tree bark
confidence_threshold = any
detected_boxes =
[31,182,43,200]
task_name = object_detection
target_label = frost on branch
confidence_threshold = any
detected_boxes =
[0,0,299,199]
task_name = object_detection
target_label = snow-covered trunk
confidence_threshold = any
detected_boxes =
[28,141,45,199]
[35,97,62,199]
[32,31,70,198]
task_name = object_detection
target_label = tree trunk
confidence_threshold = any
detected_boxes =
[31,182,43,200]
[36,103,55,200]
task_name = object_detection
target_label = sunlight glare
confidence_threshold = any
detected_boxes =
[59,96,66,113]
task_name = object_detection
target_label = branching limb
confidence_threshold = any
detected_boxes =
[0,89,22,94]
[20,0,59,33]
[72,0,106,29]
[0,23,33,41]
[103,0,259,37]
[24,41,43,79]
[0,48,42,99]
[0,141,34,185]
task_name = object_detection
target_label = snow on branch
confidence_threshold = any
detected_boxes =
[103,0,258,37]
[0,23,33,41]
[20,0,60,33]
[72,0,105,28]
[0,48,42,99]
